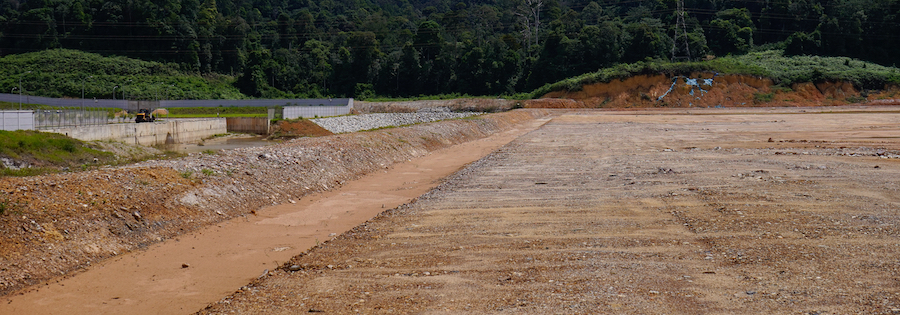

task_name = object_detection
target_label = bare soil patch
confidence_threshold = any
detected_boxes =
[199,107,900,314]
[538,74,887,109]
[268,119,334,139]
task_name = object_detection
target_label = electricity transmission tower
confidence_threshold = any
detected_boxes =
[672,0,691,61]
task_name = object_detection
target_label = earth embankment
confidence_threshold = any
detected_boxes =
[535,74,897,108]
[0,109,549,297]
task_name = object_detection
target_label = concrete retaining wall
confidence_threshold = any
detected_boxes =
[226,117,270,134]
[43,118,226,146]
[34,110,109,128]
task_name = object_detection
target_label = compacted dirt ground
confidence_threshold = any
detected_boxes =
[198,106,900,314]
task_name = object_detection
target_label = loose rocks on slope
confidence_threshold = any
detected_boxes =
[311,109,483,134]
[0,109,549,297]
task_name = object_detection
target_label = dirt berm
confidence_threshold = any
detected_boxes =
[0,109,549,297]
[530,74,898,108]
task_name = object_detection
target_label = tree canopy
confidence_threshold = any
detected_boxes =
[1,0,898,99]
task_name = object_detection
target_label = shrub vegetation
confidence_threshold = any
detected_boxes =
[0,130,114,176]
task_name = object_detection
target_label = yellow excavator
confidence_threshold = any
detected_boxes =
[135,109,156,123]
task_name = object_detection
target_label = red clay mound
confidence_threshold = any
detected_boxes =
[536,73,875,108]
[269,119,334,139]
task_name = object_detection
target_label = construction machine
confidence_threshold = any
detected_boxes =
[135,109,156,123]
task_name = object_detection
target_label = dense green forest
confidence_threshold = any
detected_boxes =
[1,0,898,99]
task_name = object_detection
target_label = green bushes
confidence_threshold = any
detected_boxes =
[729,51,900,89]
[0,130,114,172]
[754,92,776,103]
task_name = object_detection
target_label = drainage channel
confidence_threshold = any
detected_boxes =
[0,118,550,315]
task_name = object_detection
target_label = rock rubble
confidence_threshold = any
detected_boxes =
[0,109,549,297]
[311,109,483,134]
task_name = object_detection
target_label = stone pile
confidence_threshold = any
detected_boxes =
[311,109,482,134]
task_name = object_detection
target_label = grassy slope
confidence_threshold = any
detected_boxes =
[3,48,899,109]
[0,130,116,176]
[532,50,900,98]
[0,49,246,100]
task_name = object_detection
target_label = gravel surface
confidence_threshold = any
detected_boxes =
[0,109,548,297]
[311,109,483,134]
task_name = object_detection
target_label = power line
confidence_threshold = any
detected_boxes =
[672,0,691,61]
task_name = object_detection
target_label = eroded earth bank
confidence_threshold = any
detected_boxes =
[200,107,900,314]
[0,109,549,298]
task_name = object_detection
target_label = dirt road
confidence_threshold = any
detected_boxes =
[0,118,550,314]
[200,107,900,314]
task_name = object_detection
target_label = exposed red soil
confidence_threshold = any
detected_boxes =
[269,119,334,138]
[536,74,889,109]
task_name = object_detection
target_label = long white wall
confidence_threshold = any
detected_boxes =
[283,102,353,119]
[0,93,353,110]
[42,118,226,145]
[0,111,35,131]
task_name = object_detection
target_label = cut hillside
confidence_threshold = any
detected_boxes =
[538,74,873,109]
[531,50,900,108]
[269,119,335,139]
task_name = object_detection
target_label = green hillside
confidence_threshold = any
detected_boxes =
[0,49,245,100]
[2,0,899,99]
[533,50,900,98]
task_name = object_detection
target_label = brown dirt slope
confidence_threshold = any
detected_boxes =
[0,109,549,297]
[269,119,334,139]
[536,74,893,109]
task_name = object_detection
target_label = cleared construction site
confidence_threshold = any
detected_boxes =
[1,106,900,314]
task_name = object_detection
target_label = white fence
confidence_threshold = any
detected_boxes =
[161,98,353,108]
[0,111,35,131]
[0,110,110,131]
[283,100,354,119]
[1,93,352,109]
[35,110,109,128]
[0,93,128,109]
[0,94,355,133]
